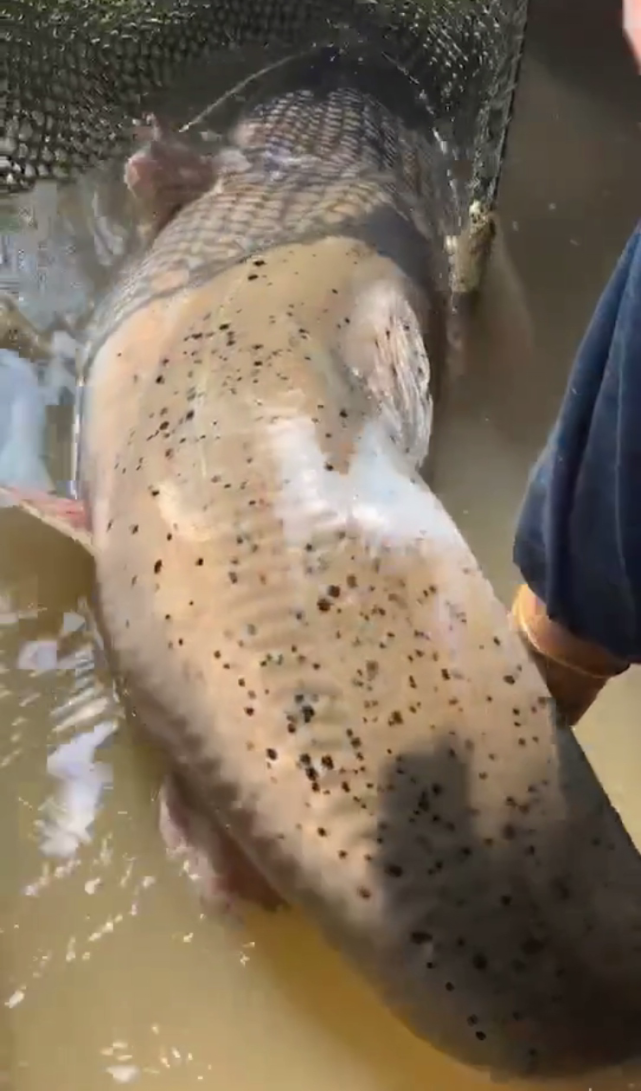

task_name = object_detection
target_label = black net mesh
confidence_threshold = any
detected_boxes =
[1,0,528,215]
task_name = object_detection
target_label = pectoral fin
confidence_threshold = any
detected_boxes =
[0,485,93,554]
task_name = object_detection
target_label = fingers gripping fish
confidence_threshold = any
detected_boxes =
[10,80,641,1081]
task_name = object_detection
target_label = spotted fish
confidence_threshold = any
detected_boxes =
[7,70,641,1082]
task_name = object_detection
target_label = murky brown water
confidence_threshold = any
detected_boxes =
[1,2,641,1087]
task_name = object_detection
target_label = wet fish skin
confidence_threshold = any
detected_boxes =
[77,73,447,916]
[113,90,436,910]
[87,259,641,1077]
[24,80,641,1079]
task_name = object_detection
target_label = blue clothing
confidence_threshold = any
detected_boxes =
[513,224,641,663]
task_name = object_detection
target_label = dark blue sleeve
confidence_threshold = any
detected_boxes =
[513,224,641,662]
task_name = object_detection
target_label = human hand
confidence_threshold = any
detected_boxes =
[624,0,641,64]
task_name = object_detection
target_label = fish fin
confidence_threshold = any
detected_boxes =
[158,773,282,913]
[0,485,93,554]
[339,278,433,469]
[158,775,237,915]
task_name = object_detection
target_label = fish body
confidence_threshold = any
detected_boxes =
[9,71,641,1081]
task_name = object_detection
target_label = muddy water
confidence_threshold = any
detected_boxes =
[2,7,641,1090]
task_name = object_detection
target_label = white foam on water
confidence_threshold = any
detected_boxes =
[0,348,52,492]
[38,720,118,859]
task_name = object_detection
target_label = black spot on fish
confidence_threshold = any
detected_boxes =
[154,559,162,574]
[411,931,432,945]
[521,936,545,956]
[551,878,572,902]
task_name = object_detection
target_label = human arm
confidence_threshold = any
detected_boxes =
[512,226,641,725]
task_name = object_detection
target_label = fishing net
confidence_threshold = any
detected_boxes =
[2,0,529,283]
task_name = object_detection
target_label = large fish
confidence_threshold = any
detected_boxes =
[6,63,641,1083]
